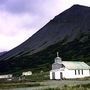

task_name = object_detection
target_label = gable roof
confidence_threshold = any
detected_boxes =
[62,61,90,70]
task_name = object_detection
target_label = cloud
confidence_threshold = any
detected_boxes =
[0,12,36,51]
[0,0,68,15]
[0,0,44,14]
[0,11,34,35]
[0,30,33,51]
[0,0,90,15]
[0,10,38,51]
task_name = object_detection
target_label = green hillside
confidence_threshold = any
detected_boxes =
[0,32,89,74]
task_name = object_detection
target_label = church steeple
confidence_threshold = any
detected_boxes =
[55,52,62,64]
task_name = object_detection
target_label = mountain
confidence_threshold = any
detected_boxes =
[0,51,7,56]
[0,4,90,73]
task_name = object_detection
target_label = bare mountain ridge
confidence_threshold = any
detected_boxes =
[0,4,90,61]
[0,51,7,56]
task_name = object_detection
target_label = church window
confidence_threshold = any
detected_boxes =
[75,70,76,75]
[78,70,80,75]
[82,70,83,75]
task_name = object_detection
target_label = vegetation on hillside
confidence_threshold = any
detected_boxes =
[0,32,89,74]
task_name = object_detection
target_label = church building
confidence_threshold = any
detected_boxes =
[50,52,90,80]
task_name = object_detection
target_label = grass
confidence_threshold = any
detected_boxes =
[0,72,90,89]
[42,83,90,90]
[72,83,90,89]
[43,88,60,90]
[25,72,49,82]
[0,72,49,89]
[0,79,90,89]
[0,83,41,89]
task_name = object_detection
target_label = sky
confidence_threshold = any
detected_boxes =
[0,0,90,52]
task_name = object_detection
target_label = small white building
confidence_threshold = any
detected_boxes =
[50,52,90,80]
[22,71,32,76]
[0,74,12,79]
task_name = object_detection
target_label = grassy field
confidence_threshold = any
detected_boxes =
[0,72,90,90]
[0,80,90,90]
[0,72,49,89]
[0,81,90,90]
[42,83,90,90]
[0,82,41,89]
[25,72,49,82]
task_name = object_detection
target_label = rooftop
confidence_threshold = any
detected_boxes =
[62,61,90,70]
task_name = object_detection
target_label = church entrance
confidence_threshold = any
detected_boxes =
[52,72,55,79]
[60,72,63,79]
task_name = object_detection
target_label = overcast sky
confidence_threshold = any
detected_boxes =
[0,0,90,52]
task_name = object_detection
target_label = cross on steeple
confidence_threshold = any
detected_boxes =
[57,52,59,57]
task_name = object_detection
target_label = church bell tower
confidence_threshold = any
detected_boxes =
[55,52,62,64]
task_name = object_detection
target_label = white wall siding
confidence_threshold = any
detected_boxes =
[0,74,12,79]
[50,71,53,79]
[55,71,61,79]
[50,68,90,80]
[83,70,90,77]
[63,68,76,79]
[63,68,90,79]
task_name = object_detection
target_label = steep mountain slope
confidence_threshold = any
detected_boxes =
[0,4,90,61]
[0,5,90,73]
[0,51,7,56]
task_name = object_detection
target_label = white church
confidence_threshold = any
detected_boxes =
[50,52,90,80]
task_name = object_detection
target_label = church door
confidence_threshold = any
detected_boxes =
[52,72,55,79]
[60,72,63,79]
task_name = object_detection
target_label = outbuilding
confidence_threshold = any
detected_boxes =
[22,71,32,76]
[50,52,90,80]
[0,74,12,79]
